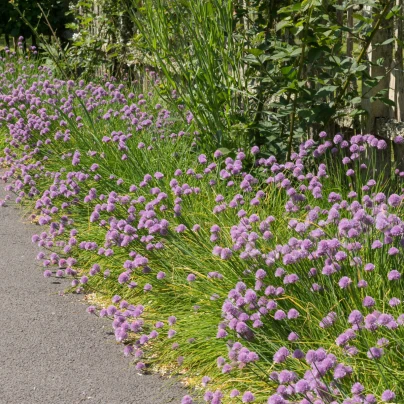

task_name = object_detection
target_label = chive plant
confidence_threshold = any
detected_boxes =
[0,46,403,404]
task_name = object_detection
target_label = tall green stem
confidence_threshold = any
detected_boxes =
[286,2,313,161]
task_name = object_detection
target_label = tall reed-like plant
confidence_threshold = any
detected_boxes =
[129,0,253,151]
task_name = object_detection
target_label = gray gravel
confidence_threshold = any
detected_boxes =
[0,180,186,404]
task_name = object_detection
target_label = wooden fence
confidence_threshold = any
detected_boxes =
[363,0,404,169]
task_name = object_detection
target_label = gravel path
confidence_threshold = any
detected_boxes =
[0,180,185,404]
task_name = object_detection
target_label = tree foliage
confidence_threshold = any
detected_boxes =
[0,0,71,46]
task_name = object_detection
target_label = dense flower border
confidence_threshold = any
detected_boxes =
[0,50,403,403]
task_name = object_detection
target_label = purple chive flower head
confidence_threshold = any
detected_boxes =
[230,389,240,398]
[372,240,383,249]
[175,224,187,233]
[181,396,193,404]
[388,247,399,256]
[381,390,396,402]
[338,276,352,288]
[363,296,376,307]
[220,248,233,260]
[389,297,401,307]
[388,194,401,207]
[201,376,211,386]
[388,270,401,280]
[198,154,207,164]
[367,347,384,359]
[295,379,309,394]
[168,316,177,325]
[86,306,96,314]
[365,394,377,404]
[365,263,375,272]
[242,391,255,403]
[273,347,289,363]
[377,338,389,347]
[274,310,286,320]
[351,383,365,394]
[348,310,363,324]
[112,295,122,303]
[267,394,287,404]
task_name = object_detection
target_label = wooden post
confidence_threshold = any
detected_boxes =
[391,0,404,121]
[361,5,372,133]
[391,0,404,169]
[346,7,353,57]
[361,4,394,175]
[346,5,359,133]
[367,12,394,132]
[361,3,394,133]
[336,0,343,25]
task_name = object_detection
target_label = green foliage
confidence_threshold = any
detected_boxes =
[12,0,398,158]
[247,0,397,157]
[64,0,135,79]
[127,0,397,157]
[0,0,71,45]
